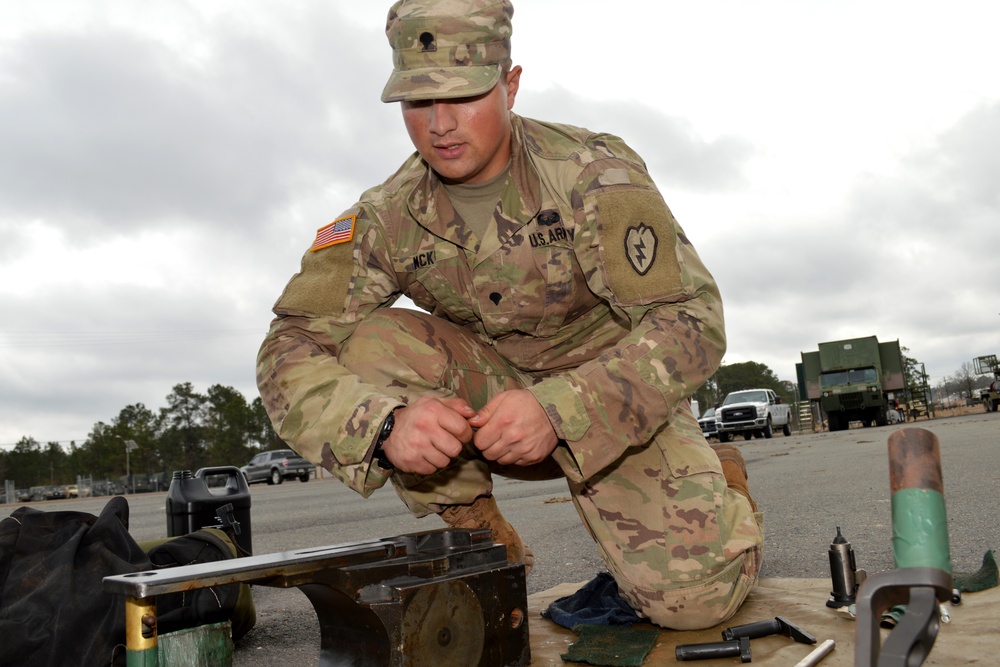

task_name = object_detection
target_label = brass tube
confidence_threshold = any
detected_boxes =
[125,596,157,652]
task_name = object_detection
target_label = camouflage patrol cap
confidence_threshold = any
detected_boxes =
[381,0,514,103]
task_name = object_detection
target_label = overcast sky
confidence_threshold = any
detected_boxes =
[2,1,999,449]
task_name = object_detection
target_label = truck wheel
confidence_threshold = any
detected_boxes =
[269,469,283,485]
[745,432,754,441]
[763,419,773,439]
[782,423,791,436]
[992,400,999,413]
[827,413,840,431]
[875,410,888,427]
[719,432,731,443]
[299,473,309,483]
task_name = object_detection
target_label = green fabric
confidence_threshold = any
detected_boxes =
[953,549,999,593]
[157,621,233,666]
[880,604,907,629]
[561,624,659,667]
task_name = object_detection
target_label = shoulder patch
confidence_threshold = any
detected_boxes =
[595,189,683,305]
[311,215,356,251]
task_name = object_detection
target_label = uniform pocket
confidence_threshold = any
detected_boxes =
[533,243,576,337]
[406,245,477,322]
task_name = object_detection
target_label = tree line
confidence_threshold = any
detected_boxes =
[0,382,283,489]
[691,360,793,413]
[8,352,963,490]
[7,364,789,490]
[935,361,993,404]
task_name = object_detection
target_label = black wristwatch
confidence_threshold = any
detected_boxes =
[372,408,399,470]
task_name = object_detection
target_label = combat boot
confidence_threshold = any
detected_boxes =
[439,495,534,575]
[711,443,758,513]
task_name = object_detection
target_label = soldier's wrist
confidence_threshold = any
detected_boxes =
[372,407,402,470]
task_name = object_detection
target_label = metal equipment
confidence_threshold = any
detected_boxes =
[675,636,752,662]
[854,428,953,667]
[793,639,836,667]
[104,528,530,667]
[974,354,999,412]
[826,527,866,608]
[722,616,816,644]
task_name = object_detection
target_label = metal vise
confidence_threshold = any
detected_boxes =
[104,528,530,666]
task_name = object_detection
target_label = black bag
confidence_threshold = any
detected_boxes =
[0,497,256,667]
[0,496,148,667]
[140,528,256,640]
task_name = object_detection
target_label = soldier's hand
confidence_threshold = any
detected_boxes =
[381,396,475,475]
[470,389,558,466]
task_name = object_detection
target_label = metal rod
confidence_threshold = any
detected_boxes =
[887,428,952,573]
[793,639,835,667]
[125,596,158,667]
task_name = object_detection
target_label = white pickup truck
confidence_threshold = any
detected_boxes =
[716,388,792,441]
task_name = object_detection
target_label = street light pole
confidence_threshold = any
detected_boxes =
[124,440,138,495]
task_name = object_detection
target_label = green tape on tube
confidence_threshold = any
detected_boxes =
[891,488,952,573]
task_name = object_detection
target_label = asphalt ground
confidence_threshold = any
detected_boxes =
[4,411,998,664]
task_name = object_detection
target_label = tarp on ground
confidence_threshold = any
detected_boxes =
[526,577,999,666]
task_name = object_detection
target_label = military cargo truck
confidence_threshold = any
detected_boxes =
[796,336,906,431]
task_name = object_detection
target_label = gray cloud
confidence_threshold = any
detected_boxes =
[518,86,755,192]
[0,8,405,240]
[714,100,1000,381]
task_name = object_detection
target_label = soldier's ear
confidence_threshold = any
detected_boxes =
[504,66,522,110]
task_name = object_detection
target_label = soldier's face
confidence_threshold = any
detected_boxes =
[401,66,521,185]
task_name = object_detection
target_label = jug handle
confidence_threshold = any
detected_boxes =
[194,466,250,491]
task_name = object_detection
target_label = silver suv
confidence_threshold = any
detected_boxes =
[241,449,314,485]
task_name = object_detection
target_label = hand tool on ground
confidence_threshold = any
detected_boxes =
[721,616,816,644]
[675,636,752,662]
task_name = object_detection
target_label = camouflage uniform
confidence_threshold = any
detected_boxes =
[257,112,764,629]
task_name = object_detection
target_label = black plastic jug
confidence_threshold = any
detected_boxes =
[166,466,253,556]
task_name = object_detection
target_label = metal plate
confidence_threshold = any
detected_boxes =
[401,579,485,667]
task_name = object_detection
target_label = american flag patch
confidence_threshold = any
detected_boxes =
[311,215,356,251]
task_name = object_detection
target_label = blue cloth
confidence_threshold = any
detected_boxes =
[541,572,642,629]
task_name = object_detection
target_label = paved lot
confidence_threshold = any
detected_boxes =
[5,411,997,664]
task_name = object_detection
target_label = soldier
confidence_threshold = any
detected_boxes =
[257,0,763,629]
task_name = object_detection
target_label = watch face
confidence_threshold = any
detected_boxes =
[374,410,398,470]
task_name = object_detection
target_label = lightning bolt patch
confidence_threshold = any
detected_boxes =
[625,223,658,276]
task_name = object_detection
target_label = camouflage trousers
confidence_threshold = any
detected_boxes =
[340,308,764,630]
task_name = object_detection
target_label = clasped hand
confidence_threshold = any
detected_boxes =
[378,390,558,475]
